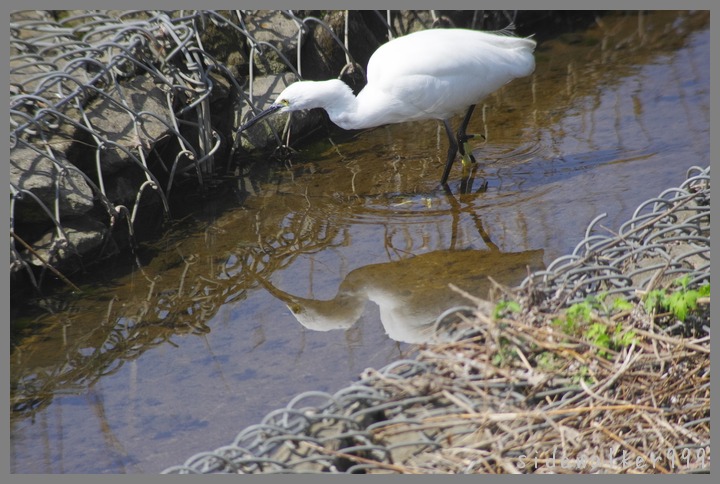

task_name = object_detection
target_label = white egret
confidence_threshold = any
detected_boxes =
[238,28,536,185]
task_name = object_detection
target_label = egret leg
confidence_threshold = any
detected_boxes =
[440,119,459,185]
[457,104,478,170]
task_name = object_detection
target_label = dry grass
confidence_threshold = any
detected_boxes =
[361,277,710,474]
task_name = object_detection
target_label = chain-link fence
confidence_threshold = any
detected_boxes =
[11,10,222,292]
[522,166,710,307]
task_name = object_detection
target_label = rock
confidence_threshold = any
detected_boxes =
[25,218,109,269]
[10,145,95,224]
[73,73,172,175]
[392,10,435,33]
[9,10,56,40]
[10,10,99,95]
[300,11,349,81]
[300,11,383,92]
[237,72,299,152]
[100,162,155,207]
[245,11,307,76]
[199,10,251,78]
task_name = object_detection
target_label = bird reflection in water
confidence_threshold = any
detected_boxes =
[253,248,544,344]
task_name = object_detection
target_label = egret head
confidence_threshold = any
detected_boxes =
[237,80,354,132]
[274,79,352,112]
[285,293,365,332]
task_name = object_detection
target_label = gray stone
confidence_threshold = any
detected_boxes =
[79,73,172,174]
[246,11,306,76]
[236,72,328,154]
[301,11,379,89]
[10,10,85,94]
[392,10,436,34]
[9,10,57,43]
[199,11,251,78]
[238,71,297,152]
[26,218,109,268]
[10,145,95,224]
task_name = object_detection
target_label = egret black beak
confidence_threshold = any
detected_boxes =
[237,104,282,133]
[230,104,283,159]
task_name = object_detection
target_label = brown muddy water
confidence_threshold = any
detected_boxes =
[10,11,710,473]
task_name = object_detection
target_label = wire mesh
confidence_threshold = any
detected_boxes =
[11,10,709,474]
[11,10,220,291]
[10,10,526,294]
[7,11,349,291]
[521,165,710,307]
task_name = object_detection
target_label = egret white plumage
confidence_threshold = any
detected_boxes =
[238,28,536,185]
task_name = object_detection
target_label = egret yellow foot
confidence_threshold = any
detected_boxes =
[460,154,478,179]
[461,142,476,168]
[457,131,480,167]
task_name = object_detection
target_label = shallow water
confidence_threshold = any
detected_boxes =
[10,11,710,473]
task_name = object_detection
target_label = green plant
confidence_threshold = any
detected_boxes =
[571,364,593,385]
[612,297,634,312]
[491,338,516,366]
[585,322,611,356]
[536,351,557,371]
[553,297,637,359]
[643,276,710,322]
[552,300,593,335]
[492,300,521,320]
[566,300,593,324]
[613,322,637,348]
